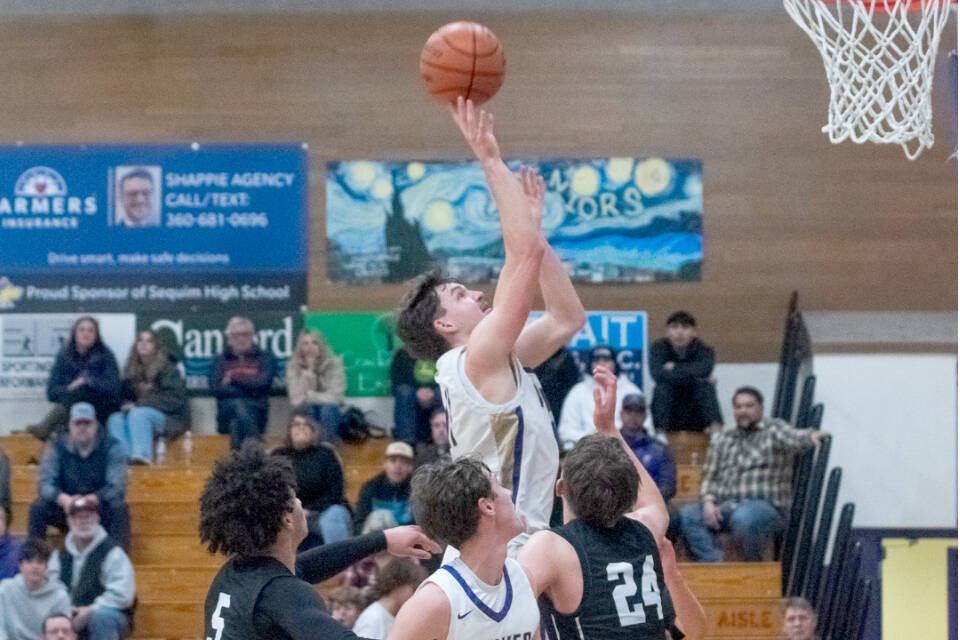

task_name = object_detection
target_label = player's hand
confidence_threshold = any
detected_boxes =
[520,166,545,229]
[809,430,830,447]
[67,377,86,391]
[591,365,618,436]
[450,97,500,162]
[702,501,723,530]
[663,362,676,371]
[384,525,443,560]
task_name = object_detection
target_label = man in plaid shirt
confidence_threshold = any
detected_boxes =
[679,386,829,561]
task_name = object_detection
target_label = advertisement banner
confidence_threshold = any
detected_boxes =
[301,309,647,398]
[137,310,301,395]
[0,313,136,401]
[535,310,649,391]
[0,144,308,313]
[327,158,701,284]
[305,312,395,397]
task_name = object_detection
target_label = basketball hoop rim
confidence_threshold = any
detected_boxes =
[820,0,956,10]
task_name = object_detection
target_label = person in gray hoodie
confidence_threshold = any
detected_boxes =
[0,538,71,640]
[47,497,135,640]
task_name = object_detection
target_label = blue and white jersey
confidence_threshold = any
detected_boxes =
[435,345,559,555]
[423,555,539,640]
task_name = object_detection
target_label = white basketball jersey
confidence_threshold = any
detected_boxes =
[423,555,540,640]
[435,346,559,554]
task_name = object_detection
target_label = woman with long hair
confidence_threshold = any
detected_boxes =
[272,412,351,548]
[285,329,346,442]
[27,316,121,440]
[107,329,189,464]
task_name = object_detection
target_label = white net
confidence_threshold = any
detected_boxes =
[783,0,954,159]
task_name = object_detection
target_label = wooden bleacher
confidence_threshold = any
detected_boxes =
[1,432,783,639]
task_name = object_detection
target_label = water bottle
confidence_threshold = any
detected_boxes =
[155,437,167,465]
[183,430,193,466]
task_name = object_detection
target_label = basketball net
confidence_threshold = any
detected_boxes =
[783,0,955,159]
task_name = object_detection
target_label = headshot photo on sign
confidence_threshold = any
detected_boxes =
[114,165,162,228]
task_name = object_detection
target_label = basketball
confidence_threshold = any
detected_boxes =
[419,21,505,106]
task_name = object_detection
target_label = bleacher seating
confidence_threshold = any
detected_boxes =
[0,432,784,639]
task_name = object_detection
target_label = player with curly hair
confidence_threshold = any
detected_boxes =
[201,442,440,640]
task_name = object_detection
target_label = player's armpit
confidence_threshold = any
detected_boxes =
[387,582,450,640]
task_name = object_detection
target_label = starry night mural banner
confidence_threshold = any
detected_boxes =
[325,157,703,285]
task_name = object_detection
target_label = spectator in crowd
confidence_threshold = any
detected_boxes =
[354,442,415,533]
[556,345,641,452]
[0,538,71,640]
[413,408,450,468]
[272,412,351,548]
[388,348,441,445]
[532,346,582,426]
[782,596,819,640]
[29,403,130,549]
[41,613,77,640]
[47,497,135,640]
[680,387,828,562]
[649,311,723,433]
[618,393,681,541]
[0,503,24,579]
[107,329,189,465]
[285,329,347,442]
[352,558,426,639]
[210,316,276,450]
[327,585,367,630]
[27,317,121,440]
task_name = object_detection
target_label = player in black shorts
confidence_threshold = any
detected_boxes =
[519,367,707,640]
[200,442,440,640]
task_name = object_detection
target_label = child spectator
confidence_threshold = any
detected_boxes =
[27,317,121,440]
[352,558,426,639]
[107,330,189,465]
[0,538,71,640]
[285,329,347,442]
[272,413,350,547]
[327,585,366,630]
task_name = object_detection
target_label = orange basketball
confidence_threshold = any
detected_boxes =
[419,21,505,106]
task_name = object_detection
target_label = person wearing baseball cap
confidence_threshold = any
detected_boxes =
[47,495,135,639]
[354,442,416,533]
[556,345,642,452]
[27,402,130,549]
[619,393,681,541]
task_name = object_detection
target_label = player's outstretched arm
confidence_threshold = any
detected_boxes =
[449,99,548,393]
[592,367,669,539]
[387,582,450,640]
[658,538,708,640]
[514,168,586,368]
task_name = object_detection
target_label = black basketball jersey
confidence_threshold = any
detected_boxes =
[540,518,680,640]
[203,556,291,640]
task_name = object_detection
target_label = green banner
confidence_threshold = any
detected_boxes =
[305,312,395,397]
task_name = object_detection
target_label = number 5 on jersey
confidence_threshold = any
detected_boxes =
[606,557,663,626]
[206,592,231,640]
